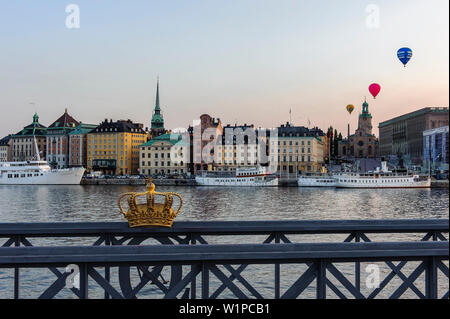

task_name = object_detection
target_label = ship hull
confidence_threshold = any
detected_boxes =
[334,176,431,189]
[0,167,85,185]
[298,177,336,187]
[195,176,278,187]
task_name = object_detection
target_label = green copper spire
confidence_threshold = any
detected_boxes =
[151,78,165,131]
[155,77,161,112]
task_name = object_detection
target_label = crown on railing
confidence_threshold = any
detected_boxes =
[118,178,182,228]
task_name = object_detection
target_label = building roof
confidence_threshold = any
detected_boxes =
[379,107,449,128]
[68,123,98,135]
[278,122,325,137]
[0,135,12,146]
[140,133,186,147]
[47,109,79,131]
[91,119,146,134]
[13,113,47,137]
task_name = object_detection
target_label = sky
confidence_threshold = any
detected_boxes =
[0,0,448,138]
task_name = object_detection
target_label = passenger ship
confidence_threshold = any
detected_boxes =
[298,173,336,187]
[0,161,85,185]
[333,162,431,189]
[195,167,278,187]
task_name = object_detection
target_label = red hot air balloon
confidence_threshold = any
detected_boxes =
[369,83,381,99]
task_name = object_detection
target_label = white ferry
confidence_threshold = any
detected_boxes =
[195,167,278,187]
[297,174,336,187]
[333,162,431,189]
[0,161,85,185]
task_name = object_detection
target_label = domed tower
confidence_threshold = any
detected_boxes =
[358,99,373,135]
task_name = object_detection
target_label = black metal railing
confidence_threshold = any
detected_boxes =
[0,219,448,299]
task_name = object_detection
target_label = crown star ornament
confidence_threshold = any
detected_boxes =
[118,179,183,228]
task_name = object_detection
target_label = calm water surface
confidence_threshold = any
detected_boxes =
[0,185,448,222]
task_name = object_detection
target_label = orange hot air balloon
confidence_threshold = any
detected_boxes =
[346,104,355,115]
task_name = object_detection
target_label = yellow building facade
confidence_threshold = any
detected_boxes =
[87,119,147,175]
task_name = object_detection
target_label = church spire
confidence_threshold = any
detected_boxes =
[155,76,160,112]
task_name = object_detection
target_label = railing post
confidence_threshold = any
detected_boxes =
[316,260,326,299]
[14,235,20,300]
[426,257,438,299]
[202,262,209,299]
[275,232,280,299]
[191,234,197,299]
[79,264,89,299]
[104,234,111,299]
[355,232,361,294]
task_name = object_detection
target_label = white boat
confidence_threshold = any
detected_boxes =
[298,174,336,187]
[0,161,85,185]
[195,167,278,187]
[333,162,431,189]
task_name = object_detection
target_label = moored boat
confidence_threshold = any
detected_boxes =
[0,161,85,185]
[195,167,278,187]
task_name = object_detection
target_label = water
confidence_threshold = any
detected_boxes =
[0,185,448,222]
[0,185,448,299]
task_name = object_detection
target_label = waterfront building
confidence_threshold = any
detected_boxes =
[192,114,223,173]
[150,79,166,138]
[0,135,12,162]
[274,122,326,174]
[46,109,79,169]
[139,133,188,176]
[215,124,260,171]
[87,119,147,175]
[11,113,47,161]
[68,123,97,168]
[423,125,449,172]
[378,107,449,164]
[338,100,378,158]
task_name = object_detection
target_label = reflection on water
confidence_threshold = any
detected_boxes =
[0,185,448,222]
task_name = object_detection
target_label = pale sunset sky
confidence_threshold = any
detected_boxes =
[0,0,448,138]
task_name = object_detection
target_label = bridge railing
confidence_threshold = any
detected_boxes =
[0,219,448,299]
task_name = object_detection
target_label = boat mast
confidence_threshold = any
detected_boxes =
[33,136,41,161]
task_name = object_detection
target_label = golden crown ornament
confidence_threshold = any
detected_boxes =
[118,179,183,228]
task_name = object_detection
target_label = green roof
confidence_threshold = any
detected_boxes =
[68,123,98,135]
[140,133,188,147]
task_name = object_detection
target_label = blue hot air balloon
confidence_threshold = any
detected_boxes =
[397,47,413,67]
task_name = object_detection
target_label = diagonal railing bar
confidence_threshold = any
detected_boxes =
[87,267,124,299]
[326,278,348,299]
[436,260,449,278]
[368,260,408,299]
[194,235,209,245]
[263,234,275,244]
[279,234,291,243]
[326,263,365,299]
[220,264,264,299]
[136,266,170,294]
[441,290,449,299]
[210,264,248,299]
[164,266,201,299]
[358,233,425,298]
[421,232,433,241]
[344,233,356,242]
[19,237,33,247]
[436,232,448,241]
[38,268,83,299]
[390,262,427,299]
[210,233,281,299]
[111,236,133,246]
[2,238,14,247]
[209,265,249,299]
[384,261,425,298]
[92,237,105,246]
[281,264,317,299]
[168,235,190,244]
